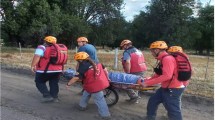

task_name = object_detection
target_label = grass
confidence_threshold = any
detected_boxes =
[1,47,214,98]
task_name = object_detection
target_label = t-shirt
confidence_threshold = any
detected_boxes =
[35,45,46,56]
[78,44,99,62]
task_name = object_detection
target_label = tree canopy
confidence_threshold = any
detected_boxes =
[1,0,214,55]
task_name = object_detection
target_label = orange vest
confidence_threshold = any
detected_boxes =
[83,63,109,93]
[36,46,63,72]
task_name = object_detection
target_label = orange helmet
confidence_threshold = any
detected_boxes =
[168,46,183,53]
[44,36,57,44]
[74,52,89,60]
[120,39,132,47]
[77,37,88,42]
[150,41,168,49]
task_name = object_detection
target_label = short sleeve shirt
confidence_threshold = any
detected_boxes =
[122,51,130,61]
[35,45,46,56]
[78,44,99,62]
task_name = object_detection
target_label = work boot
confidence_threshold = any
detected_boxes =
[53,98,60,103]
[125,96,139,103]
[41,97,54,103]
[76,104,87,111]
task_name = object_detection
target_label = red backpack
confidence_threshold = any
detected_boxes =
[44,44,68,72]
[49,44,68,65]
[154,52,192,81]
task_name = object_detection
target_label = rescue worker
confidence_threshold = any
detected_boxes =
[31,36,62,103]
[77,37,98,62]
[120,39,147,103]
[143,41,186,120]
[66,52,111,119]
[76,37,99,94]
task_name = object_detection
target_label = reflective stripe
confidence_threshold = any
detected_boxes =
[176,85,185,88]
[36,70,62,73]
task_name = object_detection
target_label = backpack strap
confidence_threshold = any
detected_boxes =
[43,44,53,73]
[44,62,51,73]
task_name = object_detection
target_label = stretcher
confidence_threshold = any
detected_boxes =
[104,81,159,106]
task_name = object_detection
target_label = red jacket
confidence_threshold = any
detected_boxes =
[83,63,109,93]
[144,51,185,88]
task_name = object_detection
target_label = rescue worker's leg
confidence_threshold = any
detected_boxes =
[162,88,184,120]
[35,73,53,102]
[92,91,111,117]
[126,89,139,103]
[146,88,163,120]
[49,72,60,102]
[79,90,91,110]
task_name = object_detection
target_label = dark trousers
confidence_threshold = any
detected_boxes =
[35,72,61,98]
[147,87,185,120]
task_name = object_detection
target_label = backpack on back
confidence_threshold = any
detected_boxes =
[154,52,192,81]
[44,44,68,72]
[171,52,192,81]
[49,44,68,65]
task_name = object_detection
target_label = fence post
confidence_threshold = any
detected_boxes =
[19,42,22,59]
[204,56,210,80]
[114,48,118,70]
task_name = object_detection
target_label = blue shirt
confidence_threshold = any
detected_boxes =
[78,44,99,62]
[122,46,139,61]
[35,45,46,56]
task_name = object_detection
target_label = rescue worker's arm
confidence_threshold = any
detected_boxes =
[75,62,79,71]
[124,60,131,73]
[66,76,80,89]
[144,56,175,86]
[31,55,41,73]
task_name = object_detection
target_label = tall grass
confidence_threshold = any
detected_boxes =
[1,47,214,98]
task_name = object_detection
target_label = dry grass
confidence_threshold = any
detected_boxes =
[1,47,214,98]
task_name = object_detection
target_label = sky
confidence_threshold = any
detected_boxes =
[122,0,214,21]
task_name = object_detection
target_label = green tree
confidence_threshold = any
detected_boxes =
[1,0,20,46]
[131,0,195,48]
[195,5,214,55]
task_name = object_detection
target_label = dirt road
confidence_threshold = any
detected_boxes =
[1,69,214,120]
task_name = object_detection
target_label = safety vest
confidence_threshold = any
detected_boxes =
[122,47,147,73]
[36,45,63,72]
[83,63,109,93]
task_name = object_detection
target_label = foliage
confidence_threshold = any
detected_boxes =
[1,0,214,55]
[194,5,214,54]
[131,0,195,48]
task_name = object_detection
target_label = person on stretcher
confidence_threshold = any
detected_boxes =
[108,71,144,86]
[63,68,145,86]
